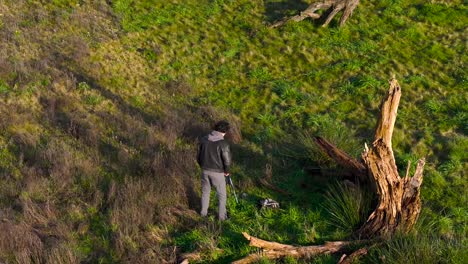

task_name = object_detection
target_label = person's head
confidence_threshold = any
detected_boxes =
[213,120,230,133]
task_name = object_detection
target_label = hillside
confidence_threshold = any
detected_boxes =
[0,0,466,263]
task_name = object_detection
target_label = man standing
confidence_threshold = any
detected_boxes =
[197,121,232,221]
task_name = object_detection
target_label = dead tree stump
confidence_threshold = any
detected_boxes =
[316,78,425,237]
[356,78,425,237]
[271,0,360,28]
[233,78,425,263]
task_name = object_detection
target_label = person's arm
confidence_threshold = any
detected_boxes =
[196,142,203,167]
[221,142,232,175]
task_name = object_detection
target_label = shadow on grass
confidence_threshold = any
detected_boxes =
[263,0,309,23]
[74,71,162,125]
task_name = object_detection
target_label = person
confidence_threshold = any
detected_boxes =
[197,120,232,221]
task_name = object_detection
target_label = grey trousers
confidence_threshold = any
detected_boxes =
[200,170,227,220]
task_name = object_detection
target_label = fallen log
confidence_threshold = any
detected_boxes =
[232,232,357,264]
[338,247,369,264]
[271,0,360,28]
[314,136,367,183]
[178,252,201,264]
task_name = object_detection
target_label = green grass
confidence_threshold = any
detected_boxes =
[366,232,467,264]
[172,189,331,263]
[0,80,10,94]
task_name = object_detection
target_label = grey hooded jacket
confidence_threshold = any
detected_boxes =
[197,131,232,173]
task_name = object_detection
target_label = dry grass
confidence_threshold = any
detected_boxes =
[0,196,78,264]
[110,174,196,263]
[0,1,203,261]
[0,222,44,263]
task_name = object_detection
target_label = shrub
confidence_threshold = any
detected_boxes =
[0,137,21,178]
[0,80,10,94]
[249,67,272,82]
[83,94,103,106]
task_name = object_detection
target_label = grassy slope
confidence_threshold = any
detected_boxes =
[0,0,466,263]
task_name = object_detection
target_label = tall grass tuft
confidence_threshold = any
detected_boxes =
[367,232,467,264]
[322,182,372,236]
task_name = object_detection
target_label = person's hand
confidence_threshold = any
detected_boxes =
[224,173,230,177]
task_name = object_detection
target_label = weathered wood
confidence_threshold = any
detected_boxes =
[271,0,359,28]
[232,232,354,264]
[179,252,201,264]
[374,78,401,149]
[338,0,360,26]
[400,158,425,232]
[338,247,368,264]
[310,78,426,238]
[358,140,402,237]
[356,78,425,237]
[314,136,367,182]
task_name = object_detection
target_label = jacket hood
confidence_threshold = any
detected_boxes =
[208,130,225,142]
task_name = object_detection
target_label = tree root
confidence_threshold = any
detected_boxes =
[271,0,360,28]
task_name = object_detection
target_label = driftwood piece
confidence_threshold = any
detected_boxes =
[271,0,360,28]
[232,232,354,264]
